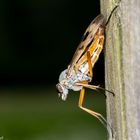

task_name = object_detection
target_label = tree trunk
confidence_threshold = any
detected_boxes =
[100,0,140,140]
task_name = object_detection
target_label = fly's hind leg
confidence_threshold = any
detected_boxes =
[78,87,113,138]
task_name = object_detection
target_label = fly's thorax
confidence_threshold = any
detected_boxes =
[57,68,91,101]
[59,69,68,82]
[59,68,91,88]
[77,70,92,82]
[59,68,77,86]
[57,68,80,100]
[58,68,79,90]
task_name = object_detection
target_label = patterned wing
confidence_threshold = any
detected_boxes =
[67,14,106,77]
[77,26,105,75]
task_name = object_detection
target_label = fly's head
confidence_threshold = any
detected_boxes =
[56,69,69,101]
[56,83,68,101]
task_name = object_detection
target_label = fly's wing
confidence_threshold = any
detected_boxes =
[76,27,105,75]
[67,14,106,77]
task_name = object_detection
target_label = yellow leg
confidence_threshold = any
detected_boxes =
[76,35,100,67]
[76,82,114,96]
[91,35,104,66]
[79,88,101,115]
[87,51,93,77]
[79,88,107,124]
[78,87,113,138]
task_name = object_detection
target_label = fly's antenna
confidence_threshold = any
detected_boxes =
[105,5,119,26]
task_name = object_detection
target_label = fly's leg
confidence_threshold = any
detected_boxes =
[91,35,104,67]
[74,50,93,74]
[87,51,93,78]
[78,87,113,138]
[76,82,114,96]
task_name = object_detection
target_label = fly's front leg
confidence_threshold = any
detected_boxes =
[76,82,114,96]
[79,88,105,120]
[77,84,114,138]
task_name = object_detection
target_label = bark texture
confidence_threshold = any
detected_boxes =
[100,0,140,140]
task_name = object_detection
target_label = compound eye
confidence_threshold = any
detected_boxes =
[56,84,63,93]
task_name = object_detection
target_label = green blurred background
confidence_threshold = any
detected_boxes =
[0,0,107,140]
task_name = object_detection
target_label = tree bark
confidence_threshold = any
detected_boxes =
[100,0,140,140]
